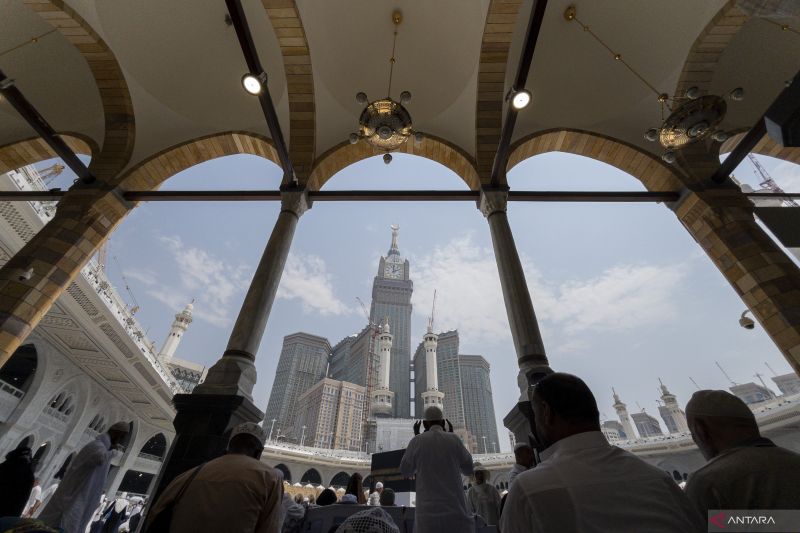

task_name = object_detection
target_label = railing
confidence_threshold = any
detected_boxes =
[6,167,56,222]
[137,452,164,462]
[42,406,69,423]
[80,261,181,395]
[0,380,24,399]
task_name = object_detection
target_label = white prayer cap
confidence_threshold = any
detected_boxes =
[375,482,383,489]
[423,405,444,422]
[685,390,755,420]
[514,442,531,451]
[335,507,400,533]
[109,422,130,433]
[230,422,267,445]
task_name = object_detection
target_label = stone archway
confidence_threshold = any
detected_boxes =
[300,468,322,485]
[307,134,480,191]
[274,463,292,483]
[508,129,683,192]
[329,471,350,488]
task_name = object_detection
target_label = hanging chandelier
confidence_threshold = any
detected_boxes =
[564,5,747,164]
[348,10,422,164]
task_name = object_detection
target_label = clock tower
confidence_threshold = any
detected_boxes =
[370,225,413,418]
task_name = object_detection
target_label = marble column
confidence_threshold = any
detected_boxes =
[153,188,311,499]
[480,187,551,444]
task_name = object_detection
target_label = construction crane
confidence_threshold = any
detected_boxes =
[111,254,140,315]
[748,154,799,207]
[715,360,737,386]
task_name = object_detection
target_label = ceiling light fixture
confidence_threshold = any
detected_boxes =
[564,5,746,164]
[509,89,532,110]
[349,10,421,164]
[241,72,267,95]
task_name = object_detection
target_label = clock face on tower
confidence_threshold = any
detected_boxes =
[384,261,403,279]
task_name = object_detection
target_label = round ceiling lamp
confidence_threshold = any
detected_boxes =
[241,72,267,95]
[348,10,421,164]
[509,89,532,110]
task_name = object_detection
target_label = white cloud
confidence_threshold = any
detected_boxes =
[277,253,353,316]
[156,235,251,327]
[123,268,158,286]
[772,161,800,193]
[411,235,687,344]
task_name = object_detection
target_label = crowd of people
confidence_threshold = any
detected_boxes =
[1,372,798,532]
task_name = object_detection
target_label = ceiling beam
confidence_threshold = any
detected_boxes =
[489,0,549,187]
[0,189,680,203]
[711,70,800,184]
[0,69,95,184]
[225,0,295,183]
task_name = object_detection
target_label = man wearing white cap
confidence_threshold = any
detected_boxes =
[684,389,800,515]
[368,481,384,506]
[508,442,533,488]
[145,422,282,533]
[40,421,130,533]
[399,405,474,533]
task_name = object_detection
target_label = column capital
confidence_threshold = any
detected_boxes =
[478,186,510,218]
[280,188,311,218]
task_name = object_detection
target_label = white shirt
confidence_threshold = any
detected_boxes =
[368,491,381,506]
[500,431,704,533]
[467,482,501,525]
[508,463,528,487]
[399,425,474,533]
[39,434,117,533]
[23,484,42,516]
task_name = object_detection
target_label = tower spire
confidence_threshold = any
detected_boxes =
[388,224,400,255]
[157,301,194,364]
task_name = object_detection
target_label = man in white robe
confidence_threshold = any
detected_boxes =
[467,465,501,525]
[507,443,533,488]
[39,422,129,533]
[399,406,474,533]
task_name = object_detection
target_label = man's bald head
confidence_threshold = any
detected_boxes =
[686,390,759,460]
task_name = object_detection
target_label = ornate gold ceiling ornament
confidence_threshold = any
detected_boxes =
[348,10,422,164]
[564,5,745,164]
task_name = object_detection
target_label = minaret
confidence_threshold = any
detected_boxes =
[612,388,636,440]
[370,317,395,417]
[158,301,194,364]
[420,318,445,412]
[659,379,689,433]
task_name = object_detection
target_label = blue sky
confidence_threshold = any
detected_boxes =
[39,149,800,452]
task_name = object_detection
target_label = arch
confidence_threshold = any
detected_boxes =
[54,452,74,480]
[673,3,749,98]
[274,463,292,483]
[0,136,93,175]
[0,343,38,394]
[17,435,34,449]
[508,129,684,192]
[475,0,526,182]
[139,433,167,459]
[115,132,280,192]
[720,132,800,167]
[24,0,136,181]
[32,441,51,472]
[329,471,350,488]
[263,1,316,182]
[307,134,480,192]
[300,468,322,485]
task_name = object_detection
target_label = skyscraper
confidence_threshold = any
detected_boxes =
[294,378,366,451]
[265,332,331,441]
[369,225,412,418]
[631,411,663,438]
[459,355,499,453]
